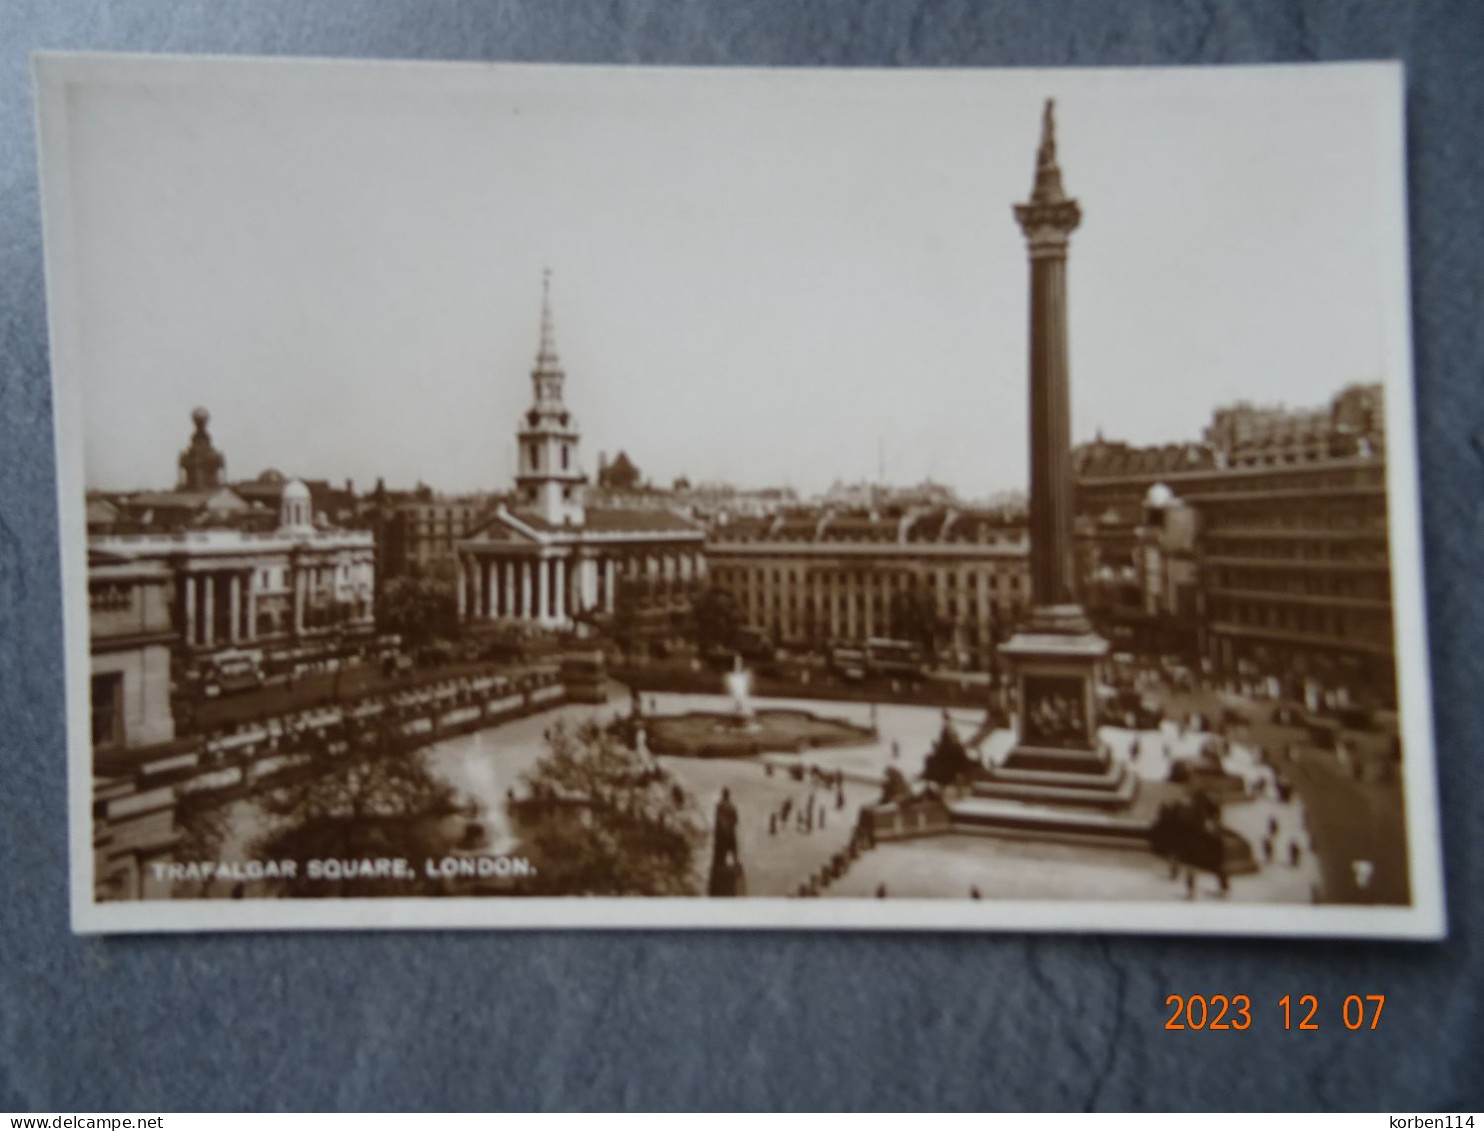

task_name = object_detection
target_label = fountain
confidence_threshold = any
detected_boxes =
[615,653,874,759]
[723,653,760,733]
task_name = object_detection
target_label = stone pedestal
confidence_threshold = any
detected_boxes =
[971,604,1138,810]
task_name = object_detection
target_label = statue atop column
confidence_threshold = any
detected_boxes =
[984,100,1132,808]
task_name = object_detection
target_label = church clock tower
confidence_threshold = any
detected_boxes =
[514,271,586,525]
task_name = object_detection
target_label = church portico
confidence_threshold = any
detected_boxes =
[456,535,705,632]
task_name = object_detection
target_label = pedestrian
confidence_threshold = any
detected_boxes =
[1267,815,1279,838]
[1184,870,1196,900]
[1289,841,1302,867]
[970,886,981,900]
[769,813,777,836]
[836,786,846,810]
[876,883,887,899]
[891,740,900,760]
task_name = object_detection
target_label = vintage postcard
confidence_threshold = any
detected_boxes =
[37,54,1445,936]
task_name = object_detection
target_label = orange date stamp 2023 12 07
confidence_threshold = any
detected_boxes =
[1163,993,1388,1031]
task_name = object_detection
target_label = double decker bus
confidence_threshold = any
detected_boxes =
[560,650,608,704]
[864,637,927,681]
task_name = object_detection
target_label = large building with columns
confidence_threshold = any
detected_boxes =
[91,470,376,656]
[456,276,705,634]
[705,508,1030,670]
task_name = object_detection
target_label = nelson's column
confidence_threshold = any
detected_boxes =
[979,100,1135,810]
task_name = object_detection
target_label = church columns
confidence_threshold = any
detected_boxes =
[485,560,496,619]
[504,561,515,620]
[228,573,241,644]
[553,559,566,623]
[522,561,534,620]
[184,573,197,646]
[536,558,548,624]
[457,558,467,619]
[203,574,215,647]
[246,571,258,641]
[604,558,616,613]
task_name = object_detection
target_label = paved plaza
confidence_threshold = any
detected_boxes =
[410,686,1330,902]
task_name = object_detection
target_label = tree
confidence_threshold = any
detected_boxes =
[509,719,706,895]
[691,584,741,655]
[889,583,943,659]
[249,718,463,897]
[921,715,974,786]
[379,573,458,649]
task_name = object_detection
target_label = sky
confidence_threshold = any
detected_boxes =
[56,58,1405,497]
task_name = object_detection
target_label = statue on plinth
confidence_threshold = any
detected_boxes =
[708,787,744,896]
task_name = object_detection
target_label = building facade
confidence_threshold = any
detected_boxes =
[92,478,376,656]
[1076,417,1394,706]
[456,276,706,637]
[706,510,1030,669]
[89,548,195,901]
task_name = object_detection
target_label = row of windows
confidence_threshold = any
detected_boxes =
[711,565,1023,590]
[1202,506,1387,533]
[1209,599,1392,646]
[1077,466,1386,509]
[1203,539,1390,565]
[1206,568,1391,602]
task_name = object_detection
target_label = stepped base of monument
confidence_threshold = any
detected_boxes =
[946,795,1155,850]
[999,744,1111,776]
[971,744,1138,810]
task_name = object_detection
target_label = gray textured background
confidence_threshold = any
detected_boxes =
[1,0,1480,1112]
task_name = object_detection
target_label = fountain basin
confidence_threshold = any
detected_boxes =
[622,708,875,759]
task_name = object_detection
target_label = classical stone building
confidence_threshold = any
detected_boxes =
[455,276,705,634]
[92,460,376,656]
[88,547,195,900]
[89,550,179,753]
[705,509,1029,668]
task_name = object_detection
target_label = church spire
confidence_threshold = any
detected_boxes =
[536,267,560,372]
[515,269,585,526]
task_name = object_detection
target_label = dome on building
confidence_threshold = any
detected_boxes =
[279,478,314,532]
[257,468,286,483]
[1144,482,1175,509]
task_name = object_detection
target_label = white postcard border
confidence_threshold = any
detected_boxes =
[35,52,1447,939]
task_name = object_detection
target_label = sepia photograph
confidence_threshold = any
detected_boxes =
[37,53,1443,936]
